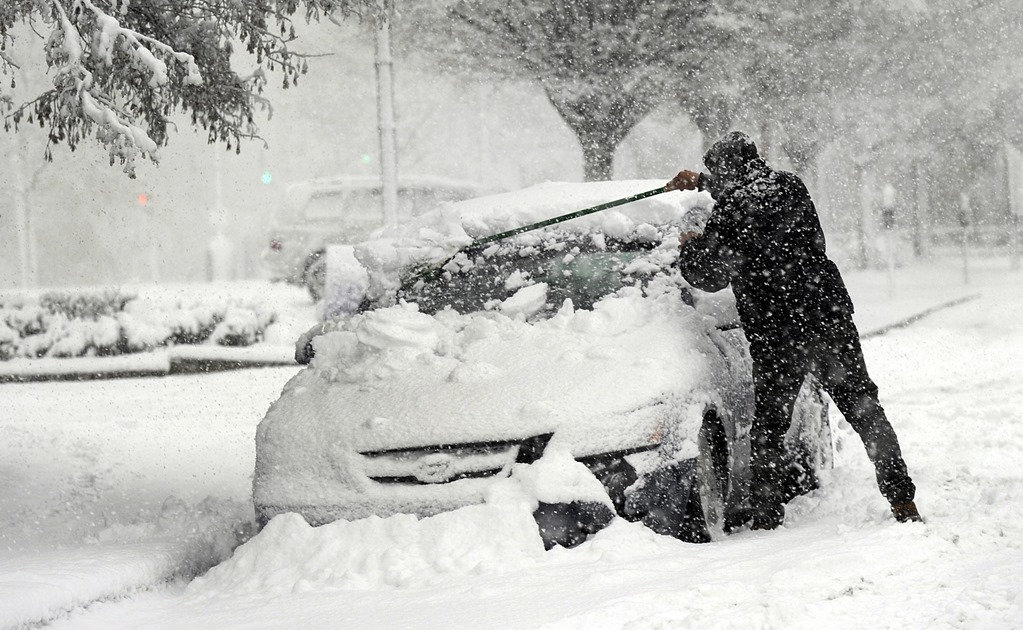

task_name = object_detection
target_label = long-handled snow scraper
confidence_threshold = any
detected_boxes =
[403,185,672,288]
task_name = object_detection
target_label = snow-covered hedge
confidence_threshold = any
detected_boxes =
[0,290,278,360]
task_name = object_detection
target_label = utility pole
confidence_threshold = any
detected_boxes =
[207,148,236,281]
[477,83,493,185]
[958,191,971,285]
[856,165,873,270]
[910,160,927,258]
[375,0,398,226]
[12,134,40,289]
[1005,142,1022,271]
[882,183,897,297]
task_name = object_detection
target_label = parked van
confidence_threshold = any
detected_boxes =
[263,175,489,300]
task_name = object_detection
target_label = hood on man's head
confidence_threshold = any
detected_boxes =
[702,131,759,178]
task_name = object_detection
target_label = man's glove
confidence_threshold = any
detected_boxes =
[295,321,337,365]
[665,170,702,192]
[679,231,701,248]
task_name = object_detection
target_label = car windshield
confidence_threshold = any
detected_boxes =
[303,187,479,222]
[303,189,384,222]
[400,240,650,317]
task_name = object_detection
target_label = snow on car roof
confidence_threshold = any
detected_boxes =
[351,180,712,283]
[378,179,709,244]
[445,180,708,240]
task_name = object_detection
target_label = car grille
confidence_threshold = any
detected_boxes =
[358,433,553,485]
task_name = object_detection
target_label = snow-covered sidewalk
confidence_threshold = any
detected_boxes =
[2,256,1020,629]
[0,368,299,627]
[0,281,316,382]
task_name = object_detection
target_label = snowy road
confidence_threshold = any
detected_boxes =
[2,258,1021,629]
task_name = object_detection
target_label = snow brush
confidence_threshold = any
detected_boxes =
[403,185,671,288]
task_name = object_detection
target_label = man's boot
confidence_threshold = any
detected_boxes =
[891,500,923,523]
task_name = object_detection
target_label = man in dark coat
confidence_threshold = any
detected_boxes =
[666,131,921,530]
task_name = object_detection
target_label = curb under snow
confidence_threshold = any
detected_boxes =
[859,294,980,340]
[0,345,298,384]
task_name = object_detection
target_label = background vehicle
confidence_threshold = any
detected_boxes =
[262,175,489,301]
[254,181,833,549]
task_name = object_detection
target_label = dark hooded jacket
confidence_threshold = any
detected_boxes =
[678,133,854,350]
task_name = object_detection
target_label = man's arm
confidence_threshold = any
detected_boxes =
[677,212,739,293]
[666,170,736,292]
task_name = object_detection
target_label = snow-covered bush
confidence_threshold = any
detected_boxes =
[39,290,134,320]
[211,307,266,347]
[0,319,18,361]
[0,290,279,360]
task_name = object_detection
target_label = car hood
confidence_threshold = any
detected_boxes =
[260,287,735,461]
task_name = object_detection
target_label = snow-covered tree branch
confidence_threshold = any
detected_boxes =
[0,0,369,177]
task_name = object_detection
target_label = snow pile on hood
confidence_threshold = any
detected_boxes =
[252,284,728,525]
[290,286,721,456]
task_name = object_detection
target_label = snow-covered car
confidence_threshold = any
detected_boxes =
[262,175,489,301]
[253,181,832,549]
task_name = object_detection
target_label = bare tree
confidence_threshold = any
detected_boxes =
[411,0,716,181]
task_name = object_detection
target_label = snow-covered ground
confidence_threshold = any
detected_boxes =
[1,254,1020,629]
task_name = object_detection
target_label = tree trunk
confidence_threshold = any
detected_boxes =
[683,95,732,154]
[781,138,820,188]
[759,118,772,163]
[579,130,618,182]
[542,87,642,183]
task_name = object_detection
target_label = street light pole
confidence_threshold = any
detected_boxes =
[12,134,40,289]
[882,183,897,297]
[375,0,398,227]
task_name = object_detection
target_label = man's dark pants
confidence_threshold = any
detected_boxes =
[746,314,916,518]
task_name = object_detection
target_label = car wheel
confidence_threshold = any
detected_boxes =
[782,374,833,502]
[691,411,728,540]
[532,500,615,550]
[622,410,730,543]
[303,250,327,302]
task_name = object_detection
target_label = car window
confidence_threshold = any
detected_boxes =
[545,251,642,310]
[302,187,479,223]
[402,241,649,317]
[303,189,381,222]
[403,189,454,217]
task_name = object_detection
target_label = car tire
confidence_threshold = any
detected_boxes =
[303,250,327,302]
[782,375,834,502]
[621,410,730,543]
[532,500,615,550]
[691,412,728,540]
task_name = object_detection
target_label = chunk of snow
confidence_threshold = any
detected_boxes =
[499,283,549,320]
